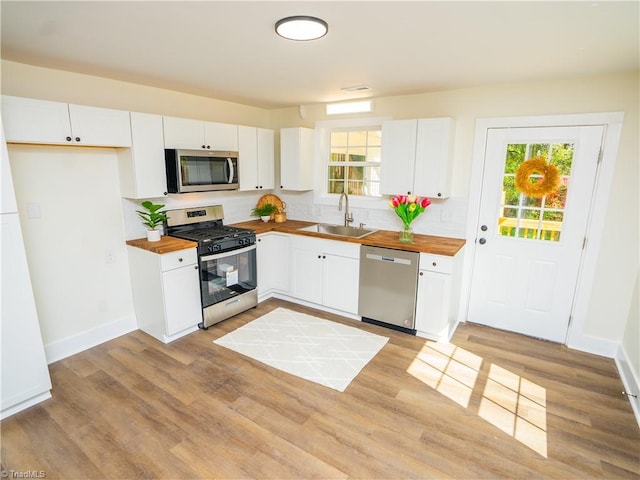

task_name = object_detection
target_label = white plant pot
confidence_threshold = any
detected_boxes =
[260,216,271,222]
[146,229,161,242]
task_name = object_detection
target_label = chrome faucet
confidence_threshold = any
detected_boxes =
[338,192,354,227]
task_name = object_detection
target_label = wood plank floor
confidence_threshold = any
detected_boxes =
[2,298,638,479]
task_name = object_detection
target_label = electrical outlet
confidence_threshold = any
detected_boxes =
[98,300,108,313]
[105,249,116,264]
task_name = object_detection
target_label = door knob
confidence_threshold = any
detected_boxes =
[478,238,486,245]
[480,225,488,231]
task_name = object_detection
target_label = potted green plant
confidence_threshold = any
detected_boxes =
[136,201,169,242]
[251,203,278,222]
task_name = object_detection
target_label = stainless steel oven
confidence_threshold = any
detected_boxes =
[165,205,257,329]
[198,244,257,328]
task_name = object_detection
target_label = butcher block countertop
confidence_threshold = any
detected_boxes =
[126,236,197,254]
[231,219,466,256]
[126,220,466,256]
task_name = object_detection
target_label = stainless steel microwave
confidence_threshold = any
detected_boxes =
[165,149,239,193]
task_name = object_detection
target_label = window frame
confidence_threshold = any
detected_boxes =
[313,116,392,209]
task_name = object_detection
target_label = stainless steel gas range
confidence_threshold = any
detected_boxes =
[165,205,257,329]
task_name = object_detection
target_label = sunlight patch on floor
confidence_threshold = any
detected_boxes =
[479,364,548,457]
[407,341,482,408]
[407,341,548,457]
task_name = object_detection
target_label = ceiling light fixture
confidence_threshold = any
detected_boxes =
[326,100,373,115]
[275,16,328,41]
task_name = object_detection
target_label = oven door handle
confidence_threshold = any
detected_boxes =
[200,243,256,262]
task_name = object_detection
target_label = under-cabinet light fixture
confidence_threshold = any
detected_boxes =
[275,16,328,41]
[326,100,373,115]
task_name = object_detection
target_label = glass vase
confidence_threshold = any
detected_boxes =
[399,223,414,243]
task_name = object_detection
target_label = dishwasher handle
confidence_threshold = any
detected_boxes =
[365,253,412,265]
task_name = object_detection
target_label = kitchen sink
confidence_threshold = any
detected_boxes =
[297,223,378,239]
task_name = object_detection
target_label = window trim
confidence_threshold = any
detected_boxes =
[313,116,392,209]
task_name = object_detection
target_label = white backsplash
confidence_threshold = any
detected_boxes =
[122,190,264,240]
[278,190,468,238]
[123,189,468,240]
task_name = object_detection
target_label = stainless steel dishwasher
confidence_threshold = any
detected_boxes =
[358,245,420,334]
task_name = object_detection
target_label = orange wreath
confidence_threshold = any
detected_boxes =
[514,157,560,198]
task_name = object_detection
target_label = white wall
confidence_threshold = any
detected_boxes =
[1,60,271,128]
[7,145,136,357]
[623,273,640,378]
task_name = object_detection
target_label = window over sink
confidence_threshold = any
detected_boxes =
[327,128,382,197]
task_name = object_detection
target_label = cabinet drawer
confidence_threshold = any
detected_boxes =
[419,253,453,274]
[160,248,197,271]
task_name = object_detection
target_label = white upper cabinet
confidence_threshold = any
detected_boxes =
[280,127,314,191]
[380,117,454,199]
[238,126,274,191]
[1,95,131,147]
[118,112,168,199]
[204,121,239,151]
[163,115,238,151]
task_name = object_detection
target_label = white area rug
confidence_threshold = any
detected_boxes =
[214,307,389,392]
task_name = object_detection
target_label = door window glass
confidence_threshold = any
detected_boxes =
[498,143,574,242]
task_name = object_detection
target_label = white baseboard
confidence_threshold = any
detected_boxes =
[44,315,138,364]
[615,344,640,427]
[264,292,361,322]
[566,330,619,358]
[0,391,51,420]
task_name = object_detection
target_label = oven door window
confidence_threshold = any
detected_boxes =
[200,246,257,307]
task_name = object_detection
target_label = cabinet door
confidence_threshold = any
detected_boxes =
[257,127,275,190]
[162,264,202,336]
[118,112,168,199]
[163,116,205,149]
[1,95,71,144]
[414,118,454,199]
[205,122,238,151]
[68,104,131,147]
[323,253,360,314]
[257,233,290,296]
[280,127,314,190]
[415,269,452,340]
[380,119,417,195]
[238,126,259,191]
[290,247,323,303]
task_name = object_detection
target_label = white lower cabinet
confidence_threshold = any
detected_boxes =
[127,247,202,343]
[322,253,360,313]
[256,233,290,299]
[290,236,360,315]
[415,251,463,342]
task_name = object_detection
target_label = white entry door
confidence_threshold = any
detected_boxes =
[468,125,604,342]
